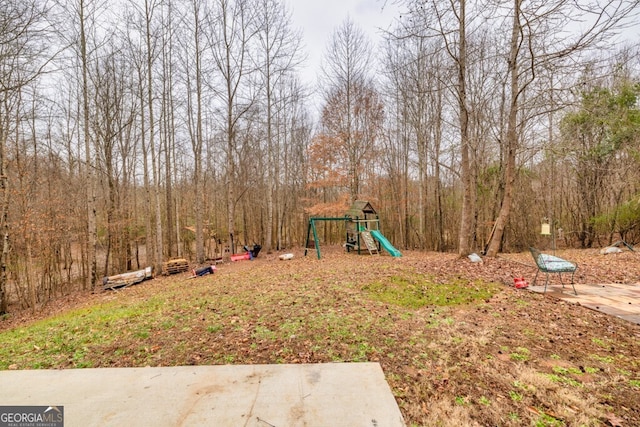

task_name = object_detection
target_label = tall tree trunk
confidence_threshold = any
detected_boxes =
[226,60,236,256]
[0,101,9,314]
[138,68,153,268]
[80,0,97,290]
[145,0,164,272]
[486,0,520,257]
[162,0,176,258]
[163,71,175,259]
[265,66,274,253]
[457,0,473,256]
[433,82,444,251]
[191,0,205,263]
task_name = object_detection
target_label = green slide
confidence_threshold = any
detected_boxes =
[370,230,402,257]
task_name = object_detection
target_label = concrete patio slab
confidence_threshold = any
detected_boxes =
[0,363,405,427]
[528,281,640,325]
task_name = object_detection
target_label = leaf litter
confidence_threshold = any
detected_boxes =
[1,247,639,426]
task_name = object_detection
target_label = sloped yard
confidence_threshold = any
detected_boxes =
[1,247,639,426]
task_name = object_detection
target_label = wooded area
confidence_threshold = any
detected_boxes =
[1,0,639,313]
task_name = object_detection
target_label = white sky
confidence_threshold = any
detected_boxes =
[285,0,401,109]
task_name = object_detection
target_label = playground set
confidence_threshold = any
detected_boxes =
[304,200,402,259]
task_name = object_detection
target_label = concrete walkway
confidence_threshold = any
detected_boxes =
[0,363,405,427]
[528,281,640,325]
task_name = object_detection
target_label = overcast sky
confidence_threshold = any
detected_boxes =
[285,1,639,117]
[284,0,401,108]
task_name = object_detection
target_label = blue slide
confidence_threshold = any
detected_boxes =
[370,230,402,257]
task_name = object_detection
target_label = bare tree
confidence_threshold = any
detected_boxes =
[159,0,178,259]
[320,17,380,204]
[254,0,302,253]
[52,0,102,290]
[71,0,101,289]
[398,0,477,256]
[273,76,310,248]
[142,0,164,272]
[381,32,450,250]
[183,0,207,263]
[91,43,137,276]
[122,10,154,269]
[205,0,258,255]
[0,0,54,312]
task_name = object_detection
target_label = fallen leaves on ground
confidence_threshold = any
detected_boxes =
[1,246,639,426]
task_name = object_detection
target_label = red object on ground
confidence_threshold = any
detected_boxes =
[514,277,529,289]
[231,253,251,262]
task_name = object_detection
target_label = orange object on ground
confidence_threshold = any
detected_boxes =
[231,253,250,261]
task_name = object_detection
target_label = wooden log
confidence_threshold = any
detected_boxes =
[103,266,153,290]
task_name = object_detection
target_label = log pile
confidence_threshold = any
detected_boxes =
[163,258,189,275]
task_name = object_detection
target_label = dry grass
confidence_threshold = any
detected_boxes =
[1,246,639,426]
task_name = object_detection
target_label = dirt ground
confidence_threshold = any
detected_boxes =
[1,247,640,426]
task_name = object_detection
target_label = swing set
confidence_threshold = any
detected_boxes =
[304,200,401,259]
[304,216,380,259]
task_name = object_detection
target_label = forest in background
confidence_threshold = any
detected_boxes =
[1,0,639,313]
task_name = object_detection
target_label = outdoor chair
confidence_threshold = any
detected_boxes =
[529,247,578,295]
